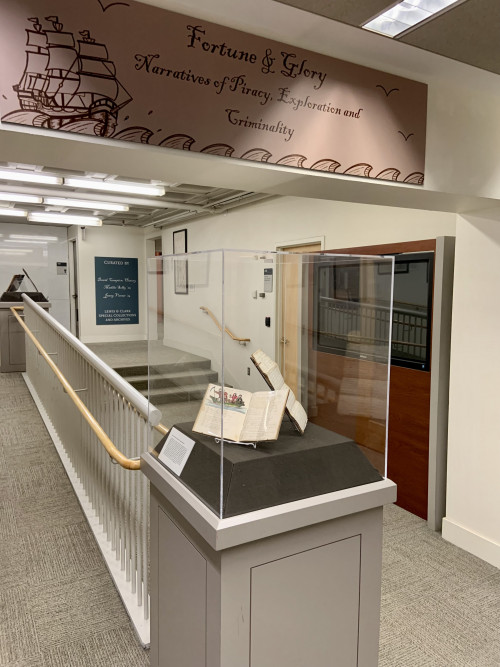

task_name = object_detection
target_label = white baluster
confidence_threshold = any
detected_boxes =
[22,297,152,644]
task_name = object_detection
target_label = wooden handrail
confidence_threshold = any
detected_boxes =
[200,306,250,344]
[11,306,169,469]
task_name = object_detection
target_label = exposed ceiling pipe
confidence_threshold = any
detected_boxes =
[210,192,274,211]
[0,183,208,212]
[144,193,275,228]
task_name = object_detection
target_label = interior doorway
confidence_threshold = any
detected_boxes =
[278,241,321,400]
[154,238,163,339]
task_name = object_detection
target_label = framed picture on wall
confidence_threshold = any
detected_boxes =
[173,229,188,294]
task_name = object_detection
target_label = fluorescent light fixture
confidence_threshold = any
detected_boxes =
[0,208,28,217]
[43,197,129,212]
[0,248,33,254]
[0,193,43,204]
[0,169,63,186]
[5,239,54,245]
[363,0,462,37]
[28,212,102,226]
[9,234,59,241]
[64,177,165,197]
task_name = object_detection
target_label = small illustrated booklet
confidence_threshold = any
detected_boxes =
[250,349,308,435]
[193,383,289,443]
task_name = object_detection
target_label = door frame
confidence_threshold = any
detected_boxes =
[323,237,454,530]
[276,237,324,402]
[68,238,79,338]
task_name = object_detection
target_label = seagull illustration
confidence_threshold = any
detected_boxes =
[376,84,399,97]
[398,131,414,141]
[97,0,130,11]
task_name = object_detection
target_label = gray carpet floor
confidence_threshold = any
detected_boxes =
[0,372,149,667]
[1,370,500,665]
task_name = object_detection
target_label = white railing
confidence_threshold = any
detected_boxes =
[21,295,159,646]
[317,297,428,363]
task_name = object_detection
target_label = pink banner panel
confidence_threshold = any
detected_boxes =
[0,0,427,183]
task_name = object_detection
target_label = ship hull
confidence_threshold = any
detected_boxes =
[16,94,118,137]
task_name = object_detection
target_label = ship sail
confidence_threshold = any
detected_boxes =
[45,73,80,100]
[79,56,115,78]
[74,73,118,101]
[46,45,78,73]
[45,30,75,48]
[78,41,108,60]
[16,43,49,104]
[25,51,49,75]
[26,29,47,50]
[115,80,132,109]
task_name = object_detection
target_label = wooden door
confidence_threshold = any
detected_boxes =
[279,243,321,398]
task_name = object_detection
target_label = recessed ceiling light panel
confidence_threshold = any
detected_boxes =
[363,0,463,37]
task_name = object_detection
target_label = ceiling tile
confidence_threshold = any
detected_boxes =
[273,0,396,25]
[400,0,500,75]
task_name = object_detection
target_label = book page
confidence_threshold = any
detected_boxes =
[252,349,277,376]
[266,364,285,390]
[251,349,308,434]
[289,400,308,433]
[240,388,289,442]
[193,384,252,441]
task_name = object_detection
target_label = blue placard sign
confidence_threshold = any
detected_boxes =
[95,257,139,325]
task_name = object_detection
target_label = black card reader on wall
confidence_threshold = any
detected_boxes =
[265,317,271,327]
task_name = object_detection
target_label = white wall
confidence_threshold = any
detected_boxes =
[157,197,454,391]
[162,196,456,253]
[150,249,275,392]
[443,214,500,567]
[77,225,147,343]
[0,221,70,327]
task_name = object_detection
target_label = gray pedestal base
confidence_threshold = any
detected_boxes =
[0,302,50,372]
[142,453,396,667]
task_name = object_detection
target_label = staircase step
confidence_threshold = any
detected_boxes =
[116,358,212,378]
[128,369,218,391]
[147,384,208,404]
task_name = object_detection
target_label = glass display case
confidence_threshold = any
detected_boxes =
[147,248,394,519]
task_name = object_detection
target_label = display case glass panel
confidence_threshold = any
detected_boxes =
[147,249,394,519]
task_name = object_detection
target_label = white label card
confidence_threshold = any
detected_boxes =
[158,427,195,476]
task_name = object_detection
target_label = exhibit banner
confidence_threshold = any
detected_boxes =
[0,0,427,183]
[95,256,138,325]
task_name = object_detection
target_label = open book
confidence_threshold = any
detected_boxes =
[250,349,308,435]
[193,383,289,443]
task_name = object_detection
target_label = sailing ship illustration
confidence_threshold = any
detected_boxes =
[12,16,131,136]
